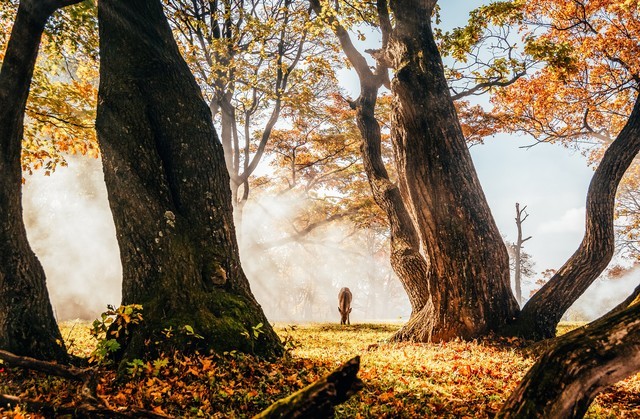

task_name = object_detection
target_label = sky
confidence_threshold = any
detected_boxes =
[19,0,637,322]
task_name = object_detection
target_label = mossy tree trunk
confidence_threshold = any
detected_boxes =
[95,0,282,361]
[0,0,81,362]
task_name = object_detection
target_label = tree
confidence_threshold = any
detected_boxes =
[0,0,84,362]
[529,268,556,298]
[259,94,384,232]
[311,0,519,342]
[387,0,523,341]
[510,74,640,339]
[492,0,637,148]
[164,0,339,215]
[498,293,640,418]
[486,1,640,337]
[512,203,532,305]
[614,165,640,260]
[0,0,99,175]
[95,0,282,361]
[506,241,535,303]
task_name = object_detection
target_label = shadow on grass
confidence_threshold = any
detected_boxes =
[316,323,402,333]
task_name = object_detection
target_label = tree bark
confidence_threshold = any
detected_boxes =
[0,0,80,362]
[386,1,519,341]
[512,96,640,340]
[498,298,640,418]
[310,0,519,342]
[95,0,282,361]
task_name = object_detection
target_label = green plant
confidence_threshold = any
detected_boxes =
[126,358,145,377]
[183,324,204,340]
[89,304,143,364]
[280,325,300,356]
[126,357,169,378]
[241,323,265,354]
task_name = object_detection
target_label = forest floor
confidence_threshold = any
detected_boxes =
[1,321,639,418]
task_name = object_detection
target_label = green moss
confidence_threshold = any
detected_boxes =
[114,287,283,366]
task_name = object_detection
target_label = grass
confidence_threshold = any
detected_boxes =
[1,321,638,418]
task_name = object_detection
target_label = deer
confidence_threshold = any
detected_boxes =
[338,287,352,325]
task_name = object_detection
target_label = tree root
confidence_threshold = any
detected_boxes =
[254,356,363,418]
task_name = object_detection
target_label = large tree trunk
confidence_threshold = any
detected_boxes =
[0,0,79,362]
[511,96,640,340]
[386,1,519,341]
[95,0,282,361]
[499,295,640,418]
[356,85,434,323]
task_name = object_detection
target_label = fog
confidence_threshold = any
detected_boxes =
[22,156,410,323]
[563,268,639,321]
[237,193,410,323]
[21,155,638,325]
[22,156,121,321]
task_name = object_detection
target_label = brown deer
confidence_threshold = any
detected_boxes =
[338,287,352,325]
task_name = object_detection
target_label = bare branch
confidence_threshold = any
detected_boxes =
[451,70,527,101]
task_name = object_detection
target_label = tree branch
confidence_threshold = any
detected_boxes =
[308,0,375,82]
[451,70,527,101]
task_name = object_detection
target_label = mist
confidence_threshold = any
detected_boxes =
[22,155,410,323]
[237,193,410,323]
[21,155,637,324]
[564,268,640,321]
[22,156,121,321]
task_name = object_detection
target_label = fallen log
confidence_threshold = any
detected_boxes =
[254,356,363,419]
[0,349,87,378]
[0,349,98,401]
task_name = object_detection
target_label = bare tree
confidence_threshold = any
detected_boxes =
[513,203,532,305]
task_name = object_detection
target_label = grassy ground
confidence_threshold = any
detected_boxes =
[1,321,638,418]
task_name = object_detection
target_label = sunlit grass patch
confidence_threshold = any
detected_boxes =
[556,321,587,336]
[59,319,95,357]
[282,323,533,418]
[278,322,638,418]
